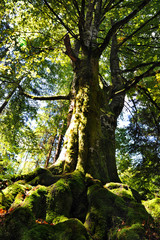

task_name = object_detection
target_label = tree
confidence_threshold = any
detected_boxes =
[0,1,160,239]
[116,90,160,199]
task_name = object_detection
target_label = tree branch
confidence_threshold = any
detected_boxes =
[72,0,80,15]
[64,34,79,62]
[0,89,16,114]
[19,86,70,101]
[112,63,160,96]
[118,10,160,47]
[121,62,160,73]
[43,0,77,39]
[98,0,152,55]
[102,0,123,15]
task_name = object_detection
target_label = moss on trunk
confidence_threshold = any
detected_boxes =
[50,55,120,183]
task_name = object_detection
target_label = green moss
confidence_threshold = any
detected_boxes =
[114,196,127,214]
[52,214,69,224]
[127,202,151,224]
[23,185,47,219]
[46,178,72,223]
[27,168,56,186]
[120,223,144,240]
[10,192,25,209]
[66,170,87,221]
[109,221,145,240]
[49,162,64,175]
[26,218,90,240]
[2,182,26,208]
[23,224,55,240]
[0,191,3,206]
[0,207,35,240]
[0,192,6,209]
[143,198,160,220]
[105,183,134,201]
[84,183,116,239]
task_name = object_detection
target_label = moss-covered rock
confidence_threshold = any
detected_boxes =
[2,182,27,209]
[46,170,87,223]
[22,185,47,219]
[127,201,151,225]
[65,170,87,221]
[0,207,35,240]
[84,182,116,239]
[105,182,135,201]
[26,218,91,240]
[143,198,160,221]
[0,171,157,240]
[84,180,152,240]
[46,177,72,223]
[109,223,144,240]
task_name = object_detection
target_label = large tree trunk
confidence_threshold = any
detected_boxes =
[50,30,124,183]
[51,52,122,183]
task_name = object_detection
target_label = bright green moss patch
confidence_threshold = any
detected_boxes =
[46,178,72,223]
[105,183,134,201]
[10,192,25,209]
[52,214,69,224]
[143,198,160,220]
[2,182,26,208]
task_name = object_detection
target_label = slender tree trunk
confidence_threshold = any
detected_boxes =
[45,135,56,168]
[53,133,63,163]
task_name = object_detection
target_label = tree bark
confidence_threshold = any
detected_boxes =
[50,49,123,183]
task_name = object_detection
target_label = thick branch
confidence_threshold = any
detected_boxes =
[19,87,70,101]
[21,92,70,101]
[64,34,79,62]
[98,0,151,55]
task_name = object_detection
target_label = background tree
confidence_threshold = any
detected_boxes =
[116,88,160,199]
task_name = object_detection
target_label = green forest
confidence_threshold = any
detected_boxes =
[0,0,160,239]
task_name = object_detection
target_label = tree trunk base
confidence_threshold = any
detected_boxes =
[0,168,159,240]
